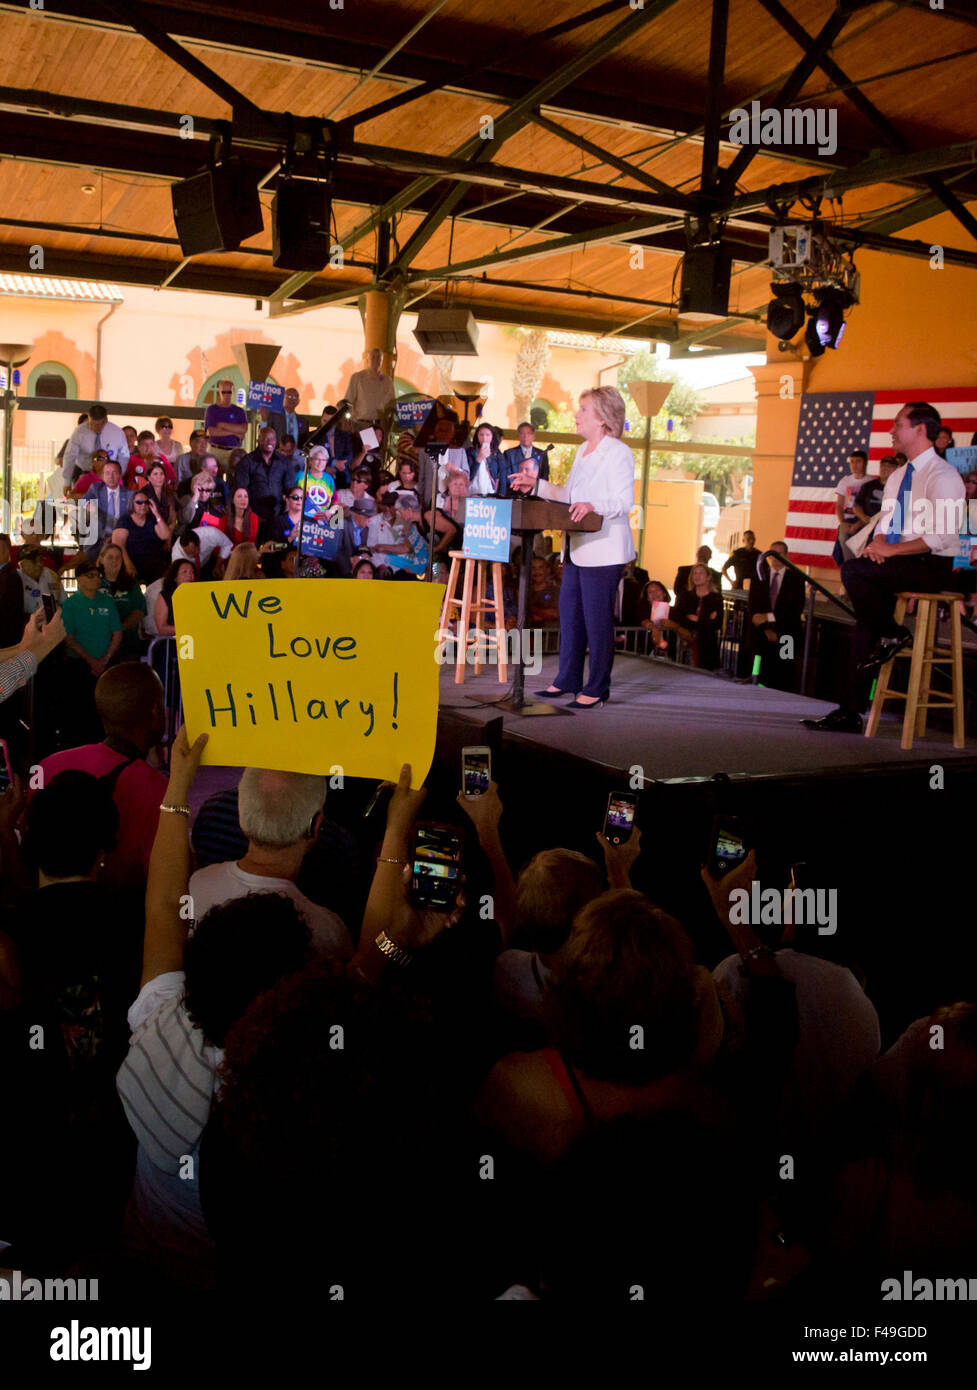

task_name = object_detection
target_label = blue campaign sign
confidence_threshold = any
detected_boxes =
[462,497,512,562]
[299,515,341,560]
[394,398,435,430]
[247,381,285,411]
[947,446,977,477]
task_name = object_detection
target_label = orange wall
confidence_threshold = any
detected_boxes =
[751,204,977,577]
[2,288,628,459]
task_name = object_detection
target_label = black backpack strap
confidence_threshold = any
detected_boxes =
[100,756,136,793]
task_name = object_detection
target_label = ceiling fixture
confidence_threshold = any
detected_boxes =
[804,285,853,356]
[767,221,859,354]
[766,281,806,340]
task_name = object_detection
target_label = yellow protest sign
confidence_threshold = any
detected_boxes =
[173,580,443,783]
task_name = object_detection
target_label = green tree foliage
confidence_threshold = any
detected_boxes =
[683,434,755,506]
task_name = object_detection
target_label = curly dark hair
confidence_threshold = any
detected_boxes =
[217,962,450,1181]
[24,770,120,877]
[545,889,700,1084]
[183,892,313,1046]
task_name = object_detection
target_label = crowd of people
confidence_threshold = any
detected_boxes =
[0,705,972,1305]
[0,385,973,1316]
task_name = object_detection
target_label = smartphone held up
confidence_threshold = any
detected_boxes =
[602,791,638,846]
[409,821,464,912]
[461,746,491,798]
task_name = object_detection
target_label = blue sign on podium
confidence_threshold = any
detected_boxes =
[462,497,512,562]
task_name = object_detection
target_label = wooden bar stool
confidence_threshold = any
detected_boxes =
[865,591,965,750]
[438,551,508,685]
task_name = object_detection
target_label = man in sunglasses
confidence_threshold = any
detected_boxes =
[204,379,247,471]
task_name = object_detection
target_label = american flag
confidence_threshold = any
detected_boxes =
[785,387,977,567]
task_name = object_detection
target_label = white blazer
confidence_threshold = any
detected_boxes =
[536,434,636,567]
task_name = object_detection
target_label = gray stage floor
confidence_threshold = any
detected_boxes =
[439,654,975,780]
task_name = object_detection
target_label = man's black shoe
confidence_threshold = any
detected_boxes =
[801,709,864,733]
[858,627,912,677]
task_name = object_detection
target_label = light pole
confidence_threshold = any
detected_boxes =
[0,343,35,521]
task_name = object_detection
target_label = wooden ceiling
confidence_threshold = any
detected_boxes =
[0,0,975,352]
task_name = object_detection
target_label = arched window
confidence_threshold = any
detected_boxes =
[530,397,555,430]
[28,361,77,398]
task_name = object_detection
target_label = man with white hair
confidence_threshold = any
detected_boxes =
[187,768,352,957]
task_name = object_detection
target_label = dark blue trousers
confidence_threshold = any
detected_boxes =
[554,556,625,699]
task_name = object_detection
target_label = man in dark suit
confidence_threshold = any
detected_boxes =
[748,540,805,690]
[502,422,550,496]
[674,545,722,596]
[82,461,134,558]
[265,387,311,451]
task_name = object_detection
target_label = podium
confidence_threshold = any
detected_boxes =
[472,497,602,716]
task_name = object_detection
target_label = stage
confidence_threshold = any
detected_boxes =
[437,652,976,782]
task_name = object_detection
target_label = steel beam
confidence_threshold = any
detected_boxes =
[95,0,273,137]
[351,142,692,216]
[335,0,626,132]
[3,81,972,202]
[408,217,691,280]
[719,8,849,192]
[829,227,977,271]
[672,316,760,349]
[380,0,684,282]
[838,0,977,23]
[700,0,730,194]
[860,188,969,237]
[723,139,977,216]
[528,112,691,204]
[757,0,977,243]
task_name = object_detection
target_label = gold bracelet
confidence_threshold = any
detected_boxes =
[375,931,412,966]
[159,803,191,817]
[376,855,407,867]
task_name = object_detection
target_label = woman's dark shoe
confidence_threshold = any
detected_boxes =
[801,708,864,733]
[535,686,573,698]
[568,696,607,709]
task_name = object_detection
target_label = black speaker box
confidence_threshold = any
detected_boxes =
[679,243,733,316]
[272,180,332,271]
[171,160,263,256]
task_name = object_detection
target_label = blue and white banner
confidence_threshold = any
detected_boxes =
[462,497,512,562]
[247,381,285,411]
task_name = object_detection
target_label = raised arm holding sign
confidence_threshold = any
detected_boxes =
[174,580,442,785]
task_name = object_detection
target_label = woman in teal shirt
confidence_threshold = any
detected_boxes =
[97,543,147,657]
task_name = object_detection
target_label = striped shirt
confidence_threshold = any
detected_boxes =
[116,971,220,1175]
[0,651,37,704]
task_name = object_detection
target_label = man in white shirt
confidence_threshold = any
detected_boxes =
[834,449,869,562]
[62,404,129,487]
[804,401,966,732]
[188,767,352,958]
[18,549,60,614]
[346,347,395,431]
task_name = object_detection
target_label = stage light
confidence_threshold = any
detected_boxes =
[766,281,805,340]
[805,286,850,355]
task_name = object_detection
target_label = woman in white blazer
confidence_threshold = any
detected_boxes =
[509,387,635,708]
